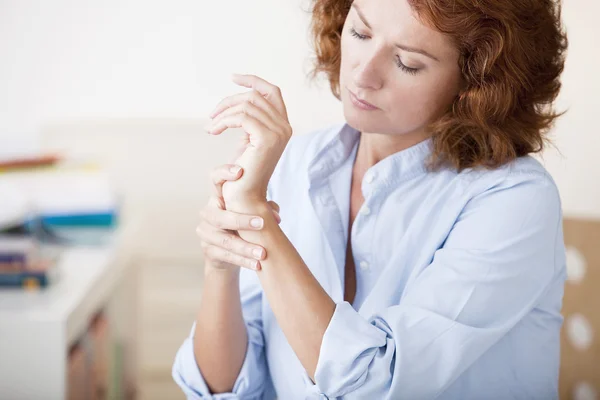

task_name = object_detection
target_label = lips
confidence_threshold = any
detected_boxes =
[348,88,378,110]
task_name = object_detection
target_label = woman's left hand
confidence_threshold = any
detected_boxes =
[205,74,292,205]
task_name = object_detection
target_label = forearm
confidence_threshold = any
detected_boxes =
[193,265,248,393]
[226,199,336,380]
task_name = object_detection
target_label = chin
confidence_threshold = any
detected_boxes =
[342,103,380,134]
[342,109,364,131]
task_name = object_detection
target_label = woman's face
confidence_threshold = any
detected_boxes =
[340,0,463,140]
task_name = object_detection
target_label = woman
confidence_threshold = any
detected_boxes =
[173,0,568,398]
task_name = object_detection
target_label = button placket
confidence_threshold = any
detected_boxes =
[361,169,380,200]
[353,192,381,278]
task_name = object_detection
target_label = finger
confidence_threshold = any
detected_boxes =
[230,74,289,120]
[207,195,227,212]
[266,201,281,224]
[209,90,280,122]
[209,100,280,134]
[267,200,280,213]
[209,164,243,198]
[202,243,262,271]
[199,206,265,231]
[208,114,278,148]
[196,224,267,261]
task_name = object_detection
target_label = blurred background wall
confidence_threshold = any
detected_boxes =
[1,0,598,399]
[0,0,342,153]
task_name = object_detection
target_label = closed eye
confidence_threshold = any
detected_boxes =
[349,27,420,75]
[350,27,368,41]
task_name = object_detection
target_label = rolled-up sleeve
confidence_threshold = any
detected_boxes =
[172,268,268,399]
[312,174,563,399]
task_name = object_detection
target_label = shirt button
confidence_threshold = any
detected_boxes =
[360,206,371,215]
[365,172,376,183]
[359,261,370,271]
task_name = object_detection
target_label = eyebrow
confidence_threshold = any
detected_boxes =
[350,3,440,62]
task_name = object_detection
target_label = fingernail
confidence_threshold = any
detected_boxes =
[230,166,241,175]
[250,218,264,229]
[253,248,264,259]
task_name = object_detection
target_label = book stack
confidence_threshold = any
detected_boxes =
[0,178,56,289]
[0,152,120,289]
[2,153,118,221]
[0,153,119,230]
[0,220,58,289]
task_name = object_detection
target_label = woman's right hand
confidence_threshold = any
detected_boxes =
[197,164,281,272]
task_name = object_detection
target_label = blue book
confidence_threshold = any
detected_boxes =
[0,252,27,264]
[0,270,52,288]
[40,211,118,227]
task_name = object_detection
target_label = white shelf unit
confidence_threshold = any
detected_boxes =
[0,244,138,400]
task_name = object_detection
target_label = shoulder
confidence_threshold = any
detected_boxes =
[451,155,562,235]
[448,154,559,203]
[438,156,565,286]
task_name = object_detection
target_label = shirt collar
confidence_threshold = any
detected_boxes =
[308,122,434,190]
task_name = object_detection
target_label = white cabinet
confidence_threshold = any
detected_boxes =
[0,245,138,400]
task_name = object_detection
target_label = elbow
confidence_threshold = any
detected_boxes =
[314,346,387,398]
[193,348,239,394]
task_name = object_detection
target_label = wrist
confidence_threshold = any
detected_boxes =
[223,190,266,207]
[203,263,240,280]
[224,196,271,216]
[222,177,266,198]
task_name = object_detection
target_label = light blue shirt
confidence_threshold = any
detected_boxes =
[173,122,566,400]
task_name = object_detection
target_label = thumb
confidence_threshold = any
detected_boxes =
[267,201,281,223]
[267,200,280,213]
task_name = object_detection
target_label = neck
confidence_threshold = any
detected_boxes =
[355,129,430,171]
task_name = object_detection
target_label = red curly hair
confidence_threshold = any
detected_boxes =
[308,0,568,171]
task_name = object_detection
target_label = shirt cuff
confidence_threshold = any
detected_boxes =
[312,301,389,397]
[172,323,265,400]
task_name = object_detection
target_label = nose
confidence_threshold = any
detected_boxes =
[353,53,384,91]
